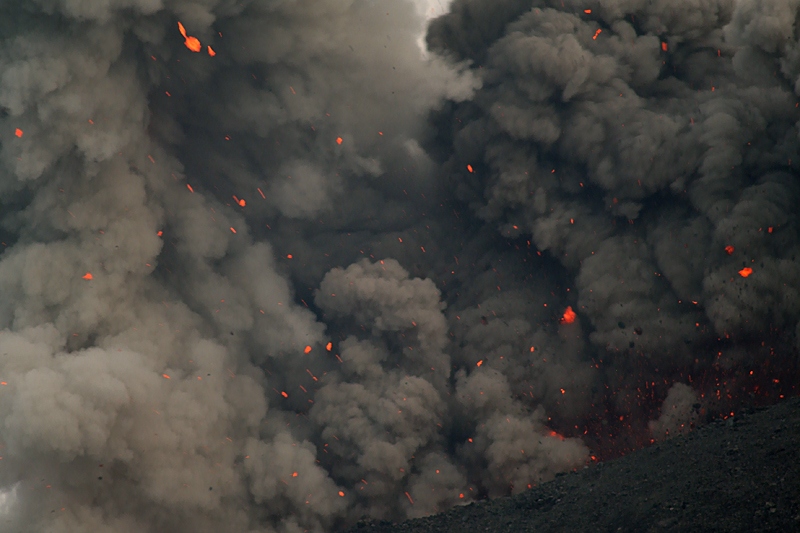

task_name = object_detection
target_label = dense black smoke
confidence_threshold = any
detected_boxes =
[0,0,797,531]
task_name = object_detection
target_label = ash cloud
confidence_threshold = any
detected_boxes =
[0,0,798,531]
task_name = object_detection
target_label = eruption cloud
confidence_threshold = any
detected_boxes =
[0,0,797,531]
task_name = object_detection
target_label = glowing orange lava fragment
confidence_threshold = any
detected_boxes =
[238,198,246,207]
[162,374,171,379]
[336,137,343,145]
[292,472,298,477]
[287,254,293,259]
[177,22,201,52]
[467,164,474,173]
[186,184,194,193]
[593,29,602,40]
[230,227,237,234]
[281,391,289,398]
[82,272,93,280]
[338,491,345,497]
[304,345,312,354]
[724,245,734,255]
[0,382,6,386]
[661,42,668,52]
[529,346,535,352]
[326,342,332,351]
[405,492,414,504]
[584,9,592,13]
[476,360,483,367]
[739,267,753,278]
[207,45,216,57]
[14,128,23,137]
[560,306,576,324]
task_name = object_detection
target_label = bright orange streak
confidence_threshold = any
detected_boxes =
[0,382,6,386]
[157,230,163,237]
[186,184,194,193]
[560,306,576,324]
[257,188,266,199]
[405,491,414,504]
[14,128,23,138]
[584,9,592,13]
[724,245,734,255]
[661,42,668,52]
[207,45,216,57]
[326,342,332,351]
[467,164,473,173]
[292,472,298,477]
[593,29,602,40]
[476,360,483,367]
[82,272,93,280]
[230,227,237,234]
[287,254,293,259]
[178,22,201,52]
[281,391,289,398]
[238,198,246,207]
[338,491,345,497]
[336,137,343,145]
[529,346,535,352]
[304,345,312,354]
[739,267,753,278]
[162,374,171,379]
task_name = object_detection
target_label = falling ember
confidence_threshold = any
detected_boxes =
[157,230,163,237]
[466,164,473,173]
[592,28,602,40]
[82,272,93,280]
[186,184,194,193]
[338,491,345,497]
[286,254,293,259]
[738,267,753,278]
[560,306,576,324]
[229,227,237,234]
[292,472,298,477]
[661,41,668,52]
[529,346,535,352]
[14,128,23,138]
[404,491,414,504]
[281,391,289,398]
[476,360,483,367]
[162,374,171,379]
[725,245,734,255]
[583,9,592,13]
[177,22,201,52]
[207,45,216,57]
[304,345,312,354]
[326,342,332,351]
[336,137,343,145]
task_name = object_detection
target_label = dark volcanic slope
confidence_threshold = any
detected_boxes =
[342,397,800,533]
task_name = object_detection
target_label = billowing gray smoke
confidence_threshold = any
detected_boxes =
[0,0,797,531]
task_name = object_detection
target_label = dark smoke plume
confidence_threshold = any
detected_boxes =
[0,0,797,531]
